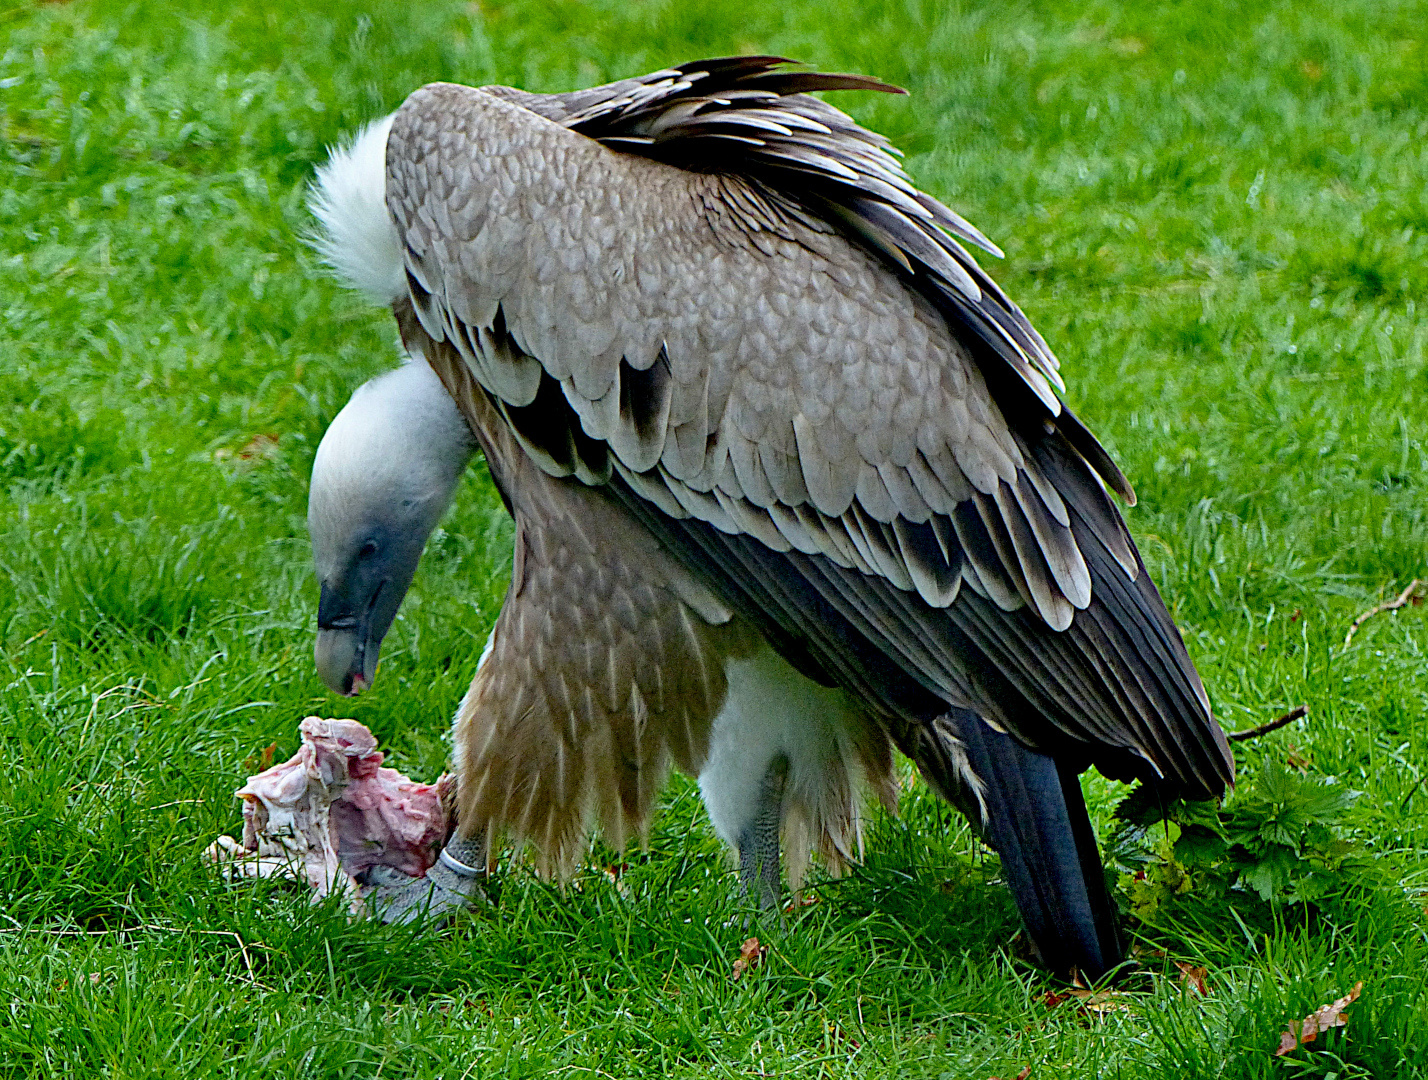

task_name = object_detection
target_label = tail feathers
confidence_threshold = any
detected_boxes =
[948,709,1123,981]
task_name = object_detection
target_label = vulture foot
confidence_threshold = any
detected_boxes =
[364,834,489,925]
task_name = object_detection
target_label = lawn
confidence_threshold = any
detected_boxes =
[2,0,1426,1076]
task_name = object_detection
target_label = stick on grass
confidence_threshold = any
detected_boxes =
[1344,579,1423,648]
[1227,705,1309,743]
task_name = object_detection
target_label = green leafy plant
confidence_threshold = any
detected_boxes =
[1110,759,1372,922]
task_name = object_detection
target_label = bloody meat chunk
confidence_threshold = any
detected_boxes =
[209,717,450,906]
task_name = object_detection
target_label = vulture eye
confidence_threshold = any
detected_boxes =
[358,539,379,560]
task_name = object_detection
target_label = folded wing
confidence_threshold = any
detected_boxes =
[385,65,1232,798]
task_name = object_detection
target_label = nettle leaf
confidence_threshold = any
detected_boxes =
[1239,844,1301,901]
[1112,785,1179,828]
[1249,760,1355,824]
[1255,759,1307,804]
[1173,826,1227,866]
[1261,820,1305,850]
[1111,759,1373,920]
[1242,860,1280,902]
[1285,872,1338,905]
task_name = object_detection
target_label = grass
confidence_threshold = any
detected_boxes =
[1,0,1426,1075]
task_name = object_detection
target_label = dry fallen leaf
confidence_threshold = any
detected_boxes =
[1073,988,1132,1014]
[242,742,278,773]
[1273,981,1364,1056]
[732,937,766,980]
[238,433,280,461]
[989,1067,1032,1080]
[1176,961,1209,997]
[602,863,630,897]
[783,892,821,914]
[1042,985,1131,1014]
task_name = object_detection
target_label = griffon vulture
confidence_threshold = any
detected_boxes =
[305,57,1234,980]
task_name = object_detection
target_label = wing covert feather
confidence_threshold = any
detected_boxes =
[387,83,1092,629]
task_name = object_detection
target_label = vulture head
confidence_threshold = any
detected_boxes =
[308,359,475,695]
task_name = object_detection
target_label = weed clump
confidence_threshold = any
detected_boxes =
[1109,758,1394,931]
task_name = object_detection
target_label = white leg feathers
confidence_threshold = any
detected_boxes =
[699,644,893,890]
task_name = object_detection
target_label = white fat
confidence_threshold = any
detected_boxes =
[698,644,866,851]
[309,113,405,305]
[308,358,476,577]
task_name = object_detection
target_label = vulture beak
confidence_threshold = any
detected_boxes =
[315,575,393,696]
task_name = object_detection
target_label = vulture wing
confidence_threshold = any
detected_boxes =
[385,63,1232,799]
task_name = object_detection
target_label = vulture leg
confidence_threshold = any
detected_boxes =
[365,830,490,925]
[736,755,789,911]
[942,710,1123,982]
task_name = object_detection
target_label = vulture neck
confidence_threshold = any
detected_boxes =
[308,358,476,556]
[308,357,476,696]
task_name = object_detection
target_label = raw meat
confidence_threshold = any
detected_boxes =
[208,717,450,907]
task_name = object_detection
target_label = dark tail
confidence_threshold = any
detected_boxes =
[945,709,1123,982]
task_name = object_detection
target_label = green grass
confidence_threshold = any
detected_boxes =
[2,0,1426,1075]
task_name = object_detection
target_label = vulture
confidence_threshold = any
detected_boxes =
[305,57,1234,980]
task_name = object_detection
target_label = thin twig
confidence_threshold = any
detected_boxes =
[1344,579,1423,648]
[1227,705,1309,742]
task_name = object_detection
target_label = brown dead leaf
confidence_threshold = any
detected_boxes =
[783,892,820,914]
[238,434,280,461]
[1302,982,1363,1040]
[1176,962,1209,996]
[732,937,766,980]
[1043,985,1131,1014]
[1132,943,1167,961]
[242,742,278,773]
[1072,988,1131,1014]
[989,1067,1032,1080]
[602,863,630,897]
[1286,743,1314,771]
[1290,608,1303,622]
[1273,981,1364,1056]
